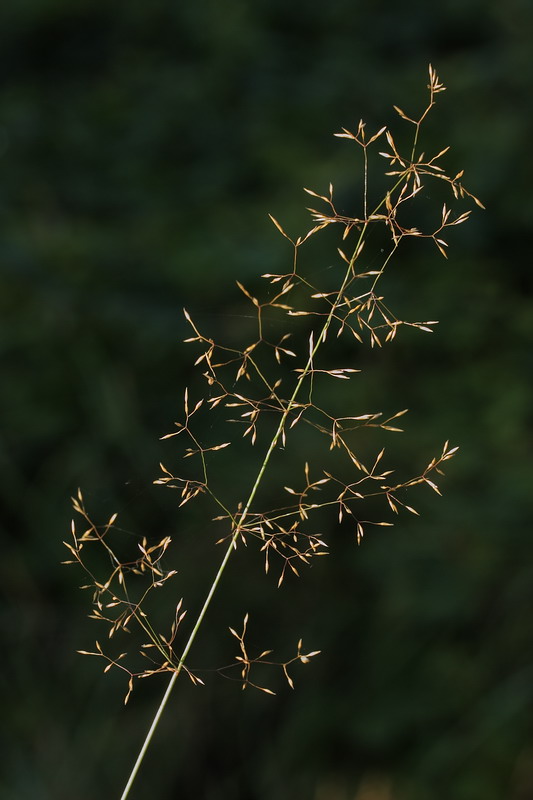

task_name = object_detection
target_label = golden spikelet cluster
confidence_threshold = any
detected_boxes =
[65,68,481,787]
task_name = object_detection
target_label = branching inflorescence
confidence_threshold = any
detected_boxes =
[64,66,482,798]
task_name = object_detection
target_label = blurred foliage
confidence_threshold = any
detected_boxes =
[1,1,533,798]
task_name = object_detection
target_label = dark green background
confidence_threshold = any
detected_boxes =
[2,1,533,798]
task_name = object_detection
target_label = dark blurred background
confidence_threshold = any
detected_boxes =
[2,1,533,798]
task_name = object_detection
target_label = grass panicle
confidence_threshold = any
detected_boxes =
[64,66,482,799]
